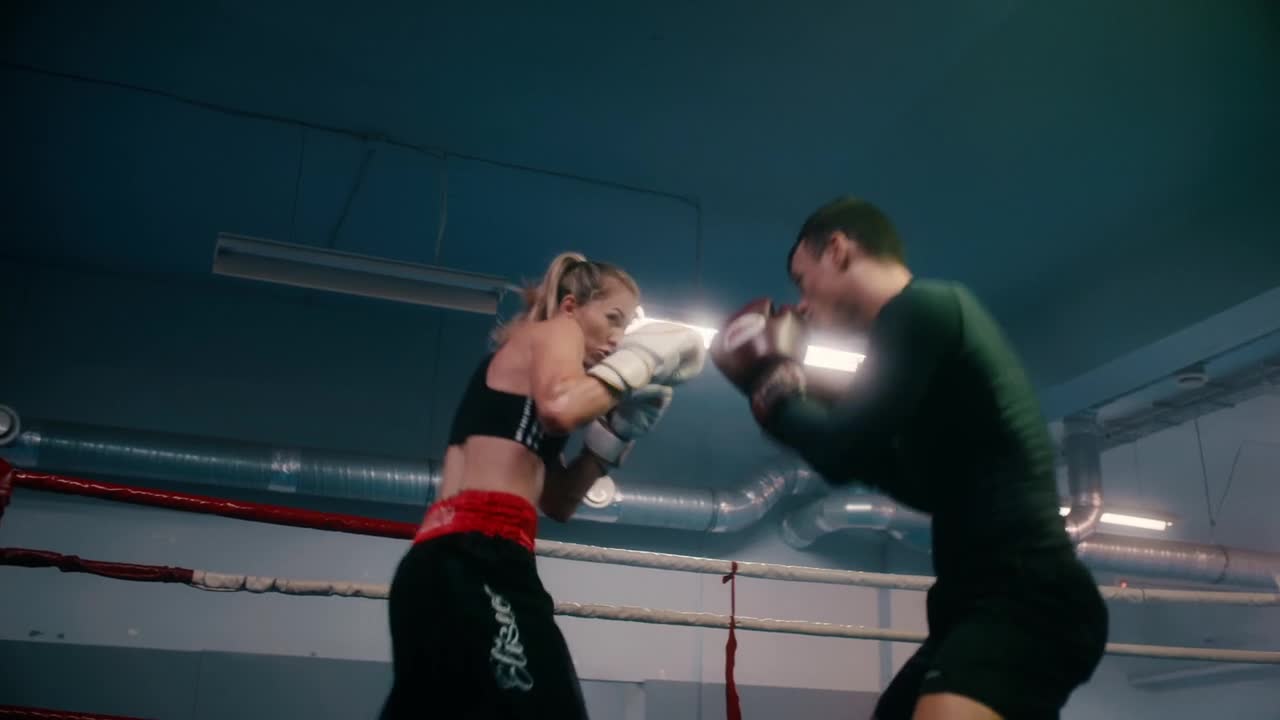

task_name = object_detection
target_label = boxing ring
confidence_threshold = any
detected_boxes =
[2,458,1279,720]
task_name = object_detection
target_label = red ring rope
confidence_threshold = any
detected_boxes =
[5,463,415,540]
[0,705,148,719]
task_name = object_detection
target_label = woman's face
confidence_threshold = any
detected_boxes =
[571,277,639,366]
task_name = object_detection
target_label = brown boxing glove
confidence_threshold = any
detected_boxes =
[710,298,810,424]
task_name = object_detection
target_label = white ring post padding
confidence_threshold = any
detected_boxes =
[554,602,1280,665]
[194,570,391,599]
[535,540,1280,606]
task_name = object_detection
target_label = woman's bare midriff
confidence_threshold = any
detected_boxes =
[436,438,545,507]
[435,331,546,508]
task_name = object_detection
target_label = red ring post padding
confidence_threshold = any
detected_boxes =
[9,466,417,540]
[0,705,149,720]
[0,548,195,584]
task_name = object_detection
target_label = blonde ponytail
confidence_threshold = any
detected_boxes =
[490,252,640,346]
[491,252,585,345]
[534,252,587,323]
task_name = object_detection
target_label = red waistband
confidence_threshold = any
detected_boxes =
[413,490,538,552]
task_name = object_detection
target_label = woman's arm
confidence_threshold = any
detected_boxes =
[540,385,673,522]
[539,451,610,522]
[529,317,620,434]
[524,317,618,522]
[529,318,697,521]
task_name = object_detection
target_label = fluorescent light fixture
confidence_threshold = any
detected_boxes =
[630,307,866,373]
[1058,506,1172,531]
[805,345,867,373]
[213,233,516,315]
[1100,512,1173,531]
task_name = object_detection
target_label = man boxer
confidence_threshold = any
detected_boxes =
[711,197,1107,720]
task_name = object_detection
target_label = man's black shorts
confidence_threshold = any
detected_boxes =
[874,549,1108,720]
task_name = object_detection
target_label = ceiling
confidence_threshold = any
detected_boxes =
[3,0,1278,389]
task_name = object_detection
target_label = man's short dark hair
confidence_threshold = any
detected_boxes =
[789,196,904,268]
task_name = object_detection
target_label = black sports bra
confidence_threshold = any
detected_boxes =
[447,353,568,466]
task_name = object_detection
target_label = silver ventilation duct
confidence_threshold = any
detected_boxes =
[772,407,1280,589]
[780,486,930,550]
[7,416,1279,590]
[1062,413,1104,542]
[1076,534,1280,590]
[779,489,1280,590]
[1,418,814,533]
[0,405,20,447]
[781,411,1106,550]
[575,464,818,532]
[4,420,439,507]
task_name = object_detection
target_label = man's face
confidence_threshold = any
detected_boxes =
[789,235,854,329]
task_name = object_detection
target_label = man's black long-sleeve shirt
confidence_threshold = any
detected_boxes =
[765,279,1070,572]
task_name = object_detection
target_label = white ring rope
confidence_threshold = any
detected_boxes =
[554,603,1280,665]
[185,570,1280,665]
[555,602,928,643]
[536,540,935,590]
[534,540,1280,606]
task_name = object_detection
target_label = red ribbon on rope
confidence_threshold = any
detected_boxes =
[722,560,742,720]
[0,459,14,527]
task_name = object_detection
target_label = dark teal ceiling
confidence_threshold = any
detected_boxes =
[4,0,1277,387]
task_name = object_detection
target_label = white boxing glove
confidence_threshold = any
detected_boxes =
[588,322,707,394]
[584,384,674,466]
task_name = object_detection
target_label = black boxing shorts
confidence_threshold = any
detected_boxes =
[380,491,588,720]
[873,548,1108,720]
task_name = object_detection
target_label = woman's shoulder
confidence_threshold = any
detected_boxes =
[512,315,583,350]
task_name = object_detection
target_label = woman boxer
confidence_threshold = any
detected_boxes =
[380,252,705,719]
